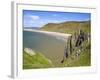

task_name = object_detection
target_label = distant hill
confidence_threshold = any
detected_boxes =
[40,21,91,34]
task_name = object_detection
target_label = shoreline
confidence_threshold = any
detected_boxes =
[24,29,71,38]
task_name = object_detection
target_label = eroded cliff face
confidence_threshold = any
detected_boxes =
[61,30,90,64]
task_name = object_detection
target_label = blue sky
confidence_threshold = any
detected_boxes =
[23,10,91,28]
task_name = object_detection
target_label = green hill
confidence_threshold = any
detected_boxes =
[40,21,90,34]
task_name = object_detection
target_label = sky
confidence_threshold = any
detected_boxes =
[23,10,91,28]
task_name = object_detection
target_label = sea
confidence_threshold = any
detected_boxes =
[23,30,70,65]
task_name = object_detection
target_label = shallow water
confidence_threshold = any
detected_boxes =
[23,30,70,65]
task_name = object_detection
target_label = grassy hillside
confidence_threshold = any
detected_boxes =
[40,21,90,34]
[23,49,54,69]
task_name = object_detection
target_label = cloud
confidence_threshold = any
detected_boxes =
[30,15,40,21]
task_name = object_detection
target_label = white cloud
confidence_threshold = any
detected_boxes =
[30,15,40,20]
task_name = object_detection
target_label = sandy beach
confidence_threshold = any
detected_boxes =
[24,29,71,38]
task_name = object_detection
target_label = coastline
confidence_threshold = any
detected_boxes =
[24,29,71,38]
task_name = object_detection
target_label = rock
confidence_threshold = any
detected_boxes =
[61,29,90,63]
[24,48,36,56]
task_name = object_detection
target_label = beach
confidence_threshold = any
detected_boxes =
[24,29,71,38]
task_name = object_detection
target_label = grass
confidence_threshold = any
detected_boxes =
[23,50,54,69]
[62,49,91,67]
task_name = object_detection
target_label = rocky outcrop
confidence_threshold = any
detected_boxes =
[61,29,90,63]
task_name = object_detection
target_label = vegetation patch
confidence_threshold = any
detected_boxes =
[23,49,54,69]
